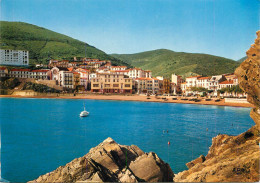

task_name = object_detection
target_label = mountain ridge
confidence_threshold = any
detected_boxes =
[111,49,240,78]
[0,21,130,67]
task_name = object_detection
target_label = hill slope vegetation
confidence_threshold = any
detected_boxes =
[0,21,130,66]
[111,49,240,78]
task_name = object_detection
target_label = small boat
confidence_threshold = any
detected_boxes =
[80,103,89,117]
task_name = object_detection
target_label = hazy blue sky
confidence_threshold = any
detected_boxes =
[1,0,259,60]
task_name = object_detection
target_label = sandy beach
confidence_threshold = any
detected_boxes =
[0,94,253,108]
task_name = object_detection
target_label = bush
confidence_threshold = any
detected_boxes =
[0,78,20,89]
[22,82,60,93]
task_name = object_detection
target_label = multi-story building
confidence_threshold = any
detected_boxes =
[135,77,159,94]
[91,73,132,93]
[73,72,80,89]
[59,71,74,89]
[171,74,184,95]
[30,70,50,79]
[218,80,235,90]
[185,75,201,89]
[197,77,210,89]
[162,79,171,94]
[9,68,31,78]
[76,68,90,90]
[208,75,226,92]
[111,66,127,71]
[0,49,29,66]
[181,82,187,94]
[224,74,238,85]
[143,70,152,78]
[0,67,8,77]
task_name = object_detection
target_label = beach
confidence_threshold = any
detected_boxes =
[0,94,253,108]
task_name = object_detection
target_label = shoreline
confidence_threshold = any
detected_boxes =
[0,94,253,108]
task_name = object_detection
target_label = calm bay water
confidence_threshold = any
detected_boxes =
[0,98,254,182]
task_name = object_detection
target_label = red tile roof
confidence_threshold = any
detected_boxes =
[67,67,74,72]
[135,77,153,80]
[11,68,30,71]
[31,70,49,72]
[186,75,202,78]
[197,77,210,80]
[111,66,127,68]
[0,67,7,70]
[219,80,234,84]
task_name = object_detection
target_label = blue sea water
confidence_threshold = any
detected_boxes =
[0,98,254,182]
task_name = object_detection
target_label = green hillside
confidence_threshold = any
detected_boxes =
[237,56,247,63]
[0,21,130,67]
[111,49,240,78]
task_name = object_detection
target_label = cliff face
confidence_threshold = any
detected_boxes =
[175,31,260,182]
[174,126,260,182]
[28,137,174,182]
[235,30,260,129]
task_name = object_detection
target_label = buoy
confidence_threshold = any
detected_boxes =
[168,141,170,145]
[166,130,169,133]
[206,128,208,131]
[163,130,165,133]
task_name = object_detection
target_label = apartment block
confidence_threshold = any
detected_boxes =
[0,49,29,66]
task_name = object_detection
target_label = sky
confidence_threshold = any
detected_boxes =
[0,0,259,60]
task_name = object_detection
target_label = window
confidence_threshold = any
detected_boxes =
[93,84,99,87]
[125,84,130,87]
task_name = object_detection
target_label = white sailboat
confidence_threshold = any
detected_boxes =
[80,102,89,117]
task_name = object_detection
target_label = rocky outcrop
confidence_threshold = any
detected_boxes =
[28,137,174,182]
[174,126,260,182]
[235,30,260,129]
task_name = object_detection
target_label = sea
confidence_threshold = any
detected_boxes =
[0,98,254,182]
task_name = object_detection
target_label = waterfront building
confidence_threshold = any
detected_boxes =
[91,73,132,93]
[59,71,74,89]
[185,75,201,88]
[224,74,238,85]
[162,79,171,94]
[197,76,210,89]
[73,72,80,89]
[135,77,159,94]
[181,82,187,94]
[0,49,29,66]
[171,74,184,95]
[76,68,90,90]
[208,75,226,95]
[218,80,235,89]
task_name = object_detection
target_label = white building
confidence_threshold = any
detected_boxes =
[9,68,31,78]
[186,75,201,88]
[59,71,74,89]
[197,77,210,89]
[0,49,29,66]
[30,70,49,80]
[110,66,127,71]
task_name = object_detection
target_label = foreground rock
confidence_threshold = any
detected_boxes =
[174,126,260,182]
[235,30,260,129]
[28,137,174,182]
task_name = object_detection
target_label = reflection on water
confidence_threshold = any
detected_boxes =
[0,98,254,182]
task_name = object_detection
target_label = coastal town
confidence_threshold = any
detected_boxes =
[0,49,245,99]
